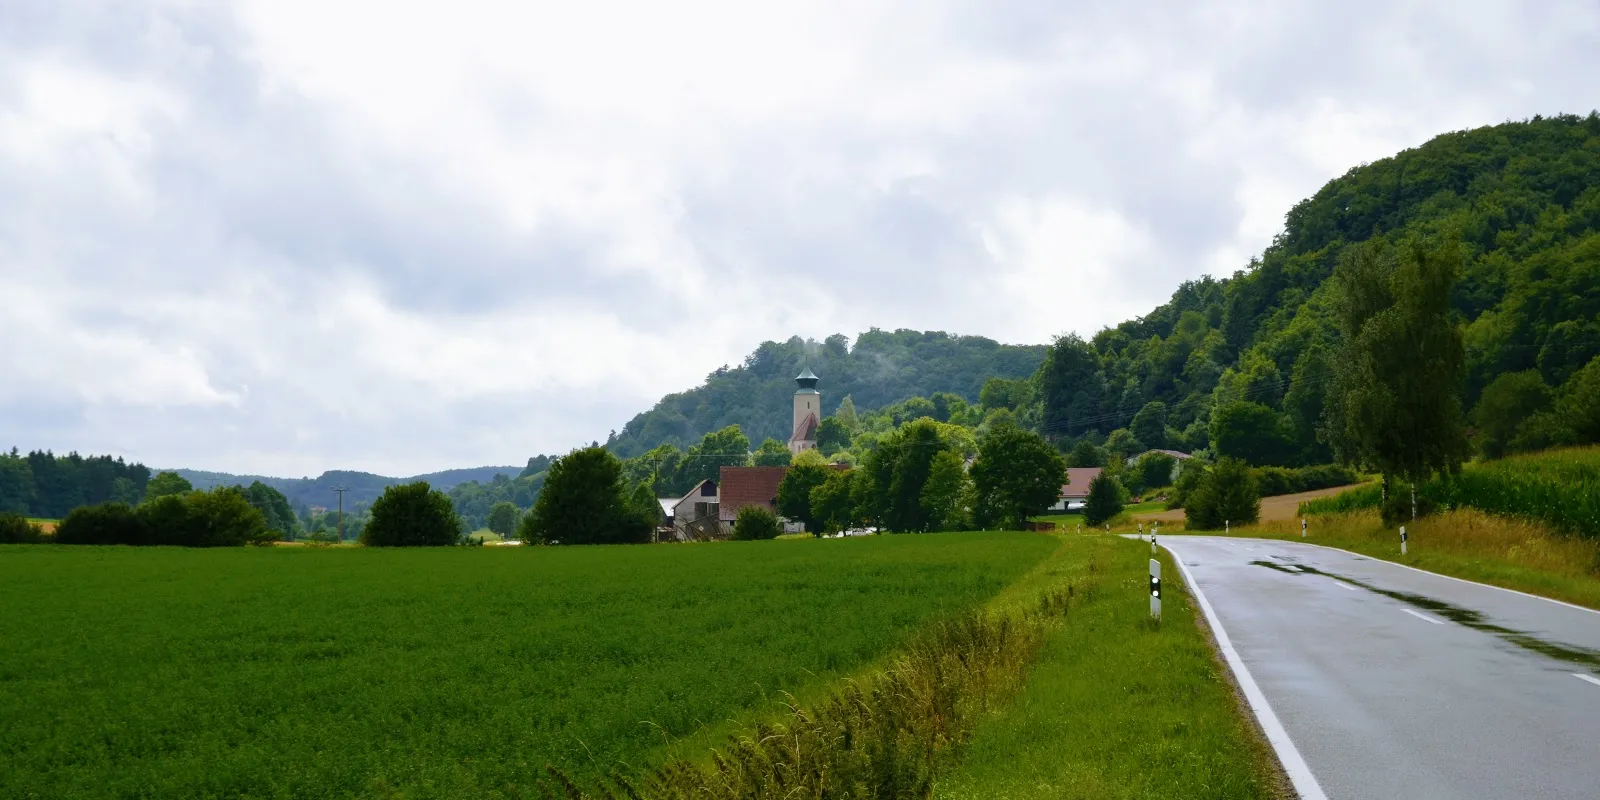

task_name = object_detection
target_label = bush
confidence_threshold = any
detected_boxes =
[362,482,462,547]
[1381,483,1437,526]
[0,513,46,544]
[1083,473,1123,527]
[55,503,143,545]
[1136,452,1178,490]
[184,487,275,546]
[1186,458,1260,530]
[731,505,782,540]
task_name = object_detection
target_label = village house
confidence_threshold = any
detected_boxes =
[1047,467,1104,512]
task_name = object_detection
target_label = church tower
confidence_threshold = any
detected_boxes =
[788,367,821,454]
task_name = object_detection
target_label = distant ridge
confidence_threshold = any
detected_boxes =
[172,465,522,510]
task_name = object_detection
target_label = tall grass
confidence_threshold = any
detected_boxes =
[1297,446,1600,539]
[555,588,1081,800]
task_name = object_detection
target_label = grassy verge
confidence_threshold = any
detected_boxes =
[1192,509,1600,610]
[934,534,1284,799]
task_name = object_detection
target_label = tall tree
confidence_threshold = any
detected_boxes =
[864,418,950,532]
[1130,401,1168,450]
[1210,401,1294,466]
[776,463,833,534]
[816,418,850,455]
[920,451,972,531]
[521,447,651,545]
[970,424,1066,530]
[1323,238,1471,510]
[361,482,461,547]
[486,501,522,537]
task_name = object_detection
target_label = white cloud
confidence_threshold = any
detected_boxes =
[0,0,1596,475]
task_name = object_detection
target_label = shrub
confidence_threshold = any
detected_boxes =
[731,506,782,540]
[1083,473,1123,527]
[0,513,46,544]
[777,464,833,533]
[362,482,462,547]
[184,487,275,546]
[1186,457,1260,530]
[55,503,143,545]
[1381,483,1437,526]
[138,494,193,546]
[1251,464,1361,497]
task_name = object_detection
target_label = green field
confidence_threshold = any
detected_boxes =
[0,534,1054,798]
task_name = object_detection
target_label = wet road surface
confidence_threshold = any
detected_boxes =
[1158,535,1600,800]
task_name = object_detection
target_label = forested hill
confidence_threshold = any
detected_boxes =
[175,465,522,511]
[1028,112,1600,463]
[604,329,1047,458]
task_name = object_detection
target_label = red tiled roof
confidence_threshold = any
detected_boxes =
[1060,467,1104,499]
[718,464,847,521]
[789,412,819,444]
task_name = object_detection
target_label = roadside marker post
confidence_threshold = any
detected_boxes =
[1301,518,1307,538]
[1400,526,1408,556]
[1149,559,1161,620]
[1226,519,1230,534]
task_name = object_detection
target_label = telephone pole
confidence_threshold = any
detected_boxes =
[333,487,348,542]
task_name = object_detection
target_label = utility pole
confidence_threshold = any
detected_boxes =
[333,487,348,542]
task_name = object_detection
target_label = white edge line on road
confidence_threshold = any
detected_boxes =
[1161,540,1329,800]
[1402,608,1445,625]
[1257,538,1600,617]
[1574,674,1600,687]
[1333,582,1357,591]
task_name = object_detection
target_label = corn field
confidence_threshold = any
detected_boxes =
[1300,446,1600,539]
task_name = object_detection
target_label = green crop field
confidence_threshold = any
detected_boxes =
[0,534,1054,799]
[1299,446,1600,538]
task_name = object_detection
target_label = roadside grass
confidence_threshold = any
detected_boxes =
[1193,509,1600,610]
[0,534,1053,798]
[935,534,1285,800]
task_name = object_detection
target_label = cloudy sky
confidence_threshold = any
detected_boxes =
[2,0,1596,477]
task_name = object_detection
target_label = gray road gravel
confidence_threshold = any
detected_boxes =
[1159,535,1600,800]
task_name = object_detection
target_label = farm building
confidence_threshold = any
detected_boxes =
[1047,467,1104,512]
[668,479,721,540]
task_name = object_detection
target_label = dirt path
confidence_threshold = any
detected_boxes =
[1133,482,1372,524]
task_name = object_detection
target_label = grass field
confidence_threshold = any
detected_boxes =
[25,517,57,533]
[935,534,1284,799]
[1186,509,1600,610]
[0,534,1054,798]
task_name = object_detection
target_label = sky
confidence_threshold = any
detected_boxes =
[2,0,1597,477]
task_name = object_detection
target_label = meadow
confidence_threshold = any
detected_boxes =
[0,533,1054,798]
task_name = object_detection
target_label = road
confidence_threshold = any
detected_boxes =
[1157,535,1600,800]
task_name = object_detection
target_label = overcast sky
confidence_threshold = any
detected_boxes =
[2,1,1596,477]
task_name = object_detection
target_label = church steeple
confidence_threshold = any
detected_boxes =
[794,366,820,394]
[789,367,821,453]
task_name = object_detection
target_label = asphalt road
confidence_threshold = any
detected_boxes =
[1157,535,1600,800]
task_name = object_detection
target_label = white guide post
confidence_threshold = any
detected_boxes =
[1400,525,1408,555]
[1301,518,1307,538]
[1150,558,1162,619]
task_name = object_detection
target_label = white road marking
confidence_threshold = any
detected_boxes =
[1403,609,1445,625]
[1574,674,1600,688]
[1161,541,1329,800]
[1334,582,1357,591]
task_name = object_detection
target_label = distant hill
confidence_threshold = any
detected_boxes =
[606,329,1047,458]
[173,465,522,511]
